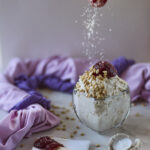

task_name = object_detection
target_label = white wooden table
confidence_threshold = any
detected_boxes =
[0,90,150,150]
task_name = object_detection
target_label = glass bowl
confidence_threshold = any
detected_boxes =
[72,88,131,133]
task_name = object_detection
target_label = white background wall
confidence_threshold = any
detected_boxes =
[0,0,150,68]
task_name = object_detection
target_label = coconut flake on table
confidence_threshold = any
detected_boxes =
[108,133,142,150]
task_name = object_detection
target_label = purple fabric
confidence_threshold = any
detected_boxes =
[0,75,29,111]
[0,56,87,111]
[14,75,75,94]
[9,91,50,112]
[4,56,90,84]
[0,74,50,112]
[0,104,60,150]
[121,63,150,102]
[10,75,74,111]
[111,56,135,75]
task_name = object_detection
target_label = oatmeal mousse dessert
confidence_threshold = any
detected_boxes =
[73,61,130,132]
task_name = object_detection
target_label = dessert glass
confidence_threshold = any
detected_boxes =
[72,88,131,133]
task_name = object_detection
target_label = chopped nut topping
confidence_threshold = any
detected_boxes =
[135,113,140,117]
[69,102,73,107]
[73,131,77,134]
[66,109,70,112]
[70,134,74,138]
[20,144,24,148]
[65,117,70,120]
[71,117,75,121]
[80,133,85,136]
[141,103,147,107]
[75,64,128,100]
[62,128,66,131]
[62,124,66,128]
[61,137,67,139]
[51,105,60,109]
[56,127,61,131]
[61,111,66,114]
[96,144,101,147]
[55,114,60,117]
[75,67,108,99]
[50,110,55,113]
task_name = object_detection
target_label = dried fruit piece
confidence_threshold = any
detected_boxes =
[93,61,117,78]
[34,136,52,148]
[90,0,107,8]
[34,136,64,150]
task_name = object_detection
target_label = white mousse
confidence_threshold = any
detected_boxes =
[73,90,130,131]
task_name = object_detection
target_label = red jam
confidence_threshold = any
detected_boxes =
[34,136,64,150]
[92,0,97,3]
[93,61,117,78]
[90,0,107,8]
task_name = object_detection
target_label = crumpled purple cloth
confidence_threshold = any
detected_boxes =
[9,75,74,111]
[121,63,150,102]
[14,75,75,94]
[0,55,87,111]
[0,74,50,112]
[0,104,60,150]
[112,56,135,75]
[4,56,90,84]
[9,91,50,112]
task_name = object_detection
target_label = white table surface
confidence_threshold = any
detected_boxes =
[0,90,150,150]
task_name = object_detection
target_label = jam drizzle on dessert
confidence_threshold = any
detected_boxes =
[93,61,117,78]
[34,136,64,150]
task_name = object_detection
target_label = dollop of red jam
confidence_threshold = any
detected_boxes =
[34,136,64,150]
[93,61,117,78]
[91,0,107,8]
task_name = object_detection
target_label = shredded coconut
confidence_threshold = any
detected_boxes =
[78,4,114,64]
